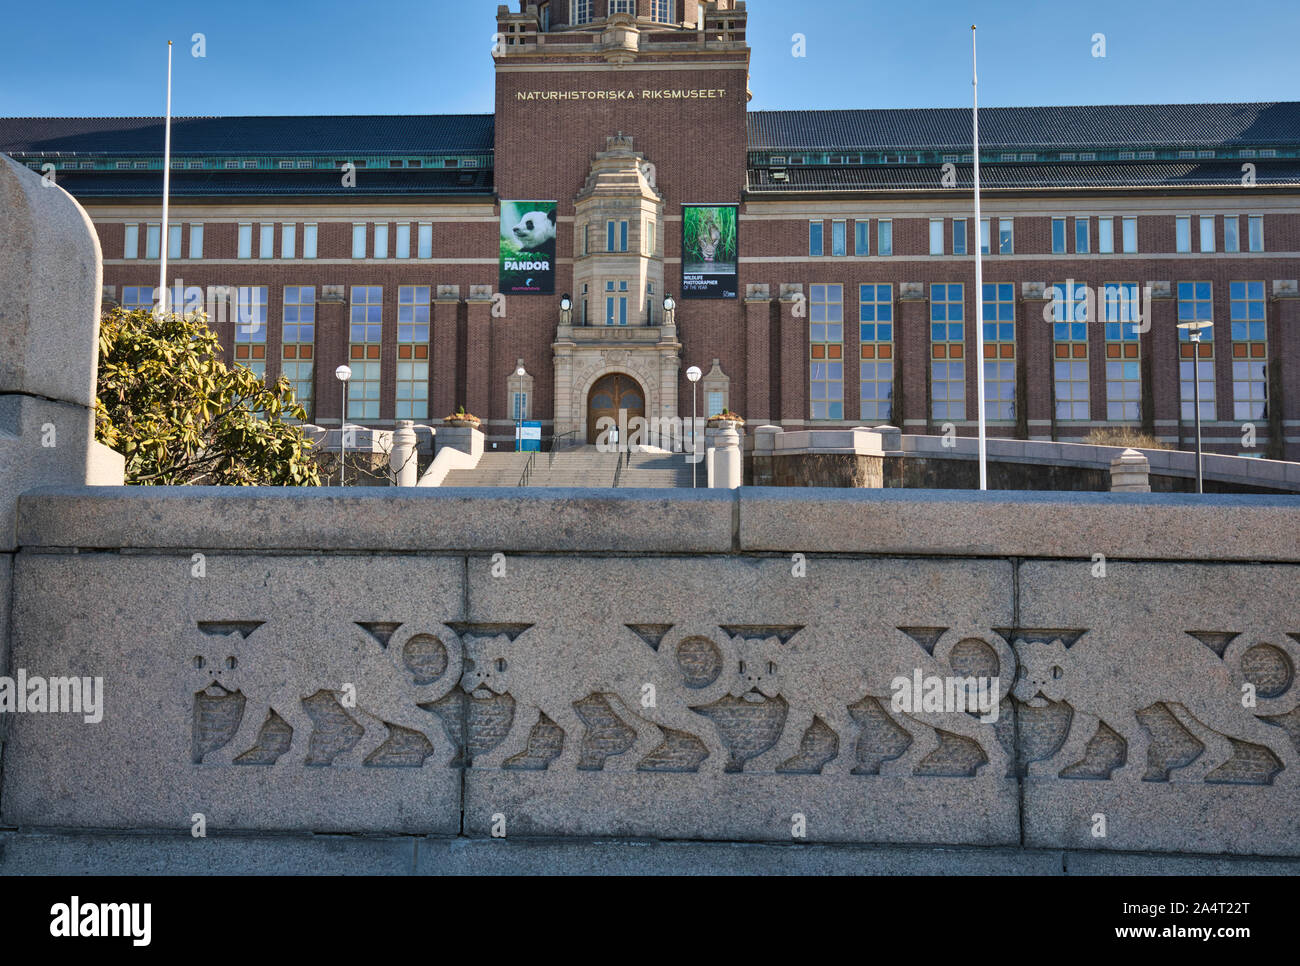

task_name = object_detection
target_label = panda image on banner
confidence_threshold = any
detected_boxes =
[511,209,557,250]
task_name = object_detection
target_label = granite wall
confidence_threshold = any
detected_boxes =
[3,485,1298,857]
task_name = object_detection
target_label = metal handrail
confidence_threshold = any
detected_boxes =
[613,444,628,488]
[517,449,537,487]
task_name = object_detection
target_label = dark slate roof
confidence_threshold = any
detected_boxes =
[748,103,1300,151]
[746,160,1300,192]
[45,169,494,198]
[0,114,495,156]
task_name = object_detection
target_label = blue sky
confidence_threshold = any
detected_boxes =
[1,0,1296,117]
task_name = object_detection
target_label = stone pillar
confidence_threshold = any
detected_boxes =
[0,155,125,553]
[432,287,461,421]
[897,283,929,435]
[744,285,772,422]
[1110,448,1151,492]
[751,423,780,486]
[390,420,418,486]
[709,424,742,489]
[437,425,484,459]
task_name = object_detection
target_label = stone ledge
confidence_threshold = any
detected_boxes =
[15,485,1300,561]
[15,485,736,553]
[737,487,1300,561]
[4,830,1299,875]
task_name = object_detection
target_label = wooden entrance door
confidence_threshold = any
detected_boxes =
[586,373,645,444]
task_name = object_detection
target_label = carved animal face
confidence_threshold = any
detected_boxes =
[510,210,556,249]
[460,634,512,699]
[193,632,243,695]
[1012,639,1070,707]
[730,636,783,702]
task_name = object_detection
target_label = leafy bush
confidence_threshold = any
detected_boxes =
[95,307,321,485]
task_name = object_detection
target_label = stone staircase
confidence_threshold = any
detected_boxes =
[439,446,694,488]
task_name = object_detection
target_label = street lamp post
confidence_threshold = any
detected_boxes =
[515,364,526,450]
[686,364,702,488]
[1176,320,1212,494]
[334,364,352,486]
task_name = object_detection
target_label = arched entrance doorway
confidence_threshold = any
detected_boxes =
[586,372,645,444]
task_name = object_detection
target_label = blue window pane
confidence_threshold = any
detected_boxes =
[879,304,892,321]
[931,323,946,340]
[1249,301,1265,320]
[878,324,891,340]
[949,323,964,340]
[983,322,998,340]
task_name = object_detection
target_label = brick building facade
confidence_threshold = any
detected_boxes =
[4,0,1299,457]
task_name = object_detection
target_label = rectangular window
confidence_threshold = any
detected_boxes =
[859,283,894,421]
[1248,215,1264,252]
[348,286,384,420]
[188,223,203,259]
[1098,216,1114,254]
[281,223,296,259]
[999,218,1014,255]
[620,220,628,253]
[831,219,846,256]
[809,221,824,257]
[121,286,154,311]
[1224,215,1240,253]
[396,285,431,419]
[303,224,318,259]
[417,223,432,259]
[652,0,671,22]
[981,283,1016,420]
[282,286,316,419]
[854,220,869,256]
[1230,280,1267,421]
[607,220,615,252]
[259,223,274,259]
[809,283,844,419]
[1052,281,1090,420]
[146,224,161,259]
[930,283,965,420]
[929,218,944,256]
[1051,217,1067,255]
[1074,217,1089,254]
[1175,216,1192,253]
[1199,215,1215,253]
[572,0,591,24]
[123,224,139,259]
[1177,281,1216,421]
[512,391,530,422]
[1122,216,1138,253]
[373,224,389,259]
[233,286,269,380]
[643,218,655,256]
[877,219,892,256]
[605,281,629,326]
[952,218,967,255]
[238,223,252,259]
[1104,283,1142,421]
[351,224,367,259]
[979,217,991,255]
[395,223,411,259]
[167,224,182,259]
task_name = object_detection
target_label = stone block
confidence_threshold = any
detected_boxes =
[460,554,1018,843]
[1017,560,1300,855]
[0,155,102,408]
[2,552,466,833]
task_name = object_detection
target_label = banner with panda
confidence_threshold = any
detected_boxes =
[500,200,557,295]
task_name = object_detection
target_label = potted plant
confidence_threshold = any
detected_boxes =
[706,409,745,430]
[443,405,481,429]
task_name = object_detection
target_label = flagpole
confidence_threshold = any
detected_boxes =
[158,40,173,316]
[971,25,988,490]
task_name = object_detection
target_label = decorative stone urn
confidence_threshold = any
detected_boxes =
[707,411,745,431]
[443,408,481,429]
